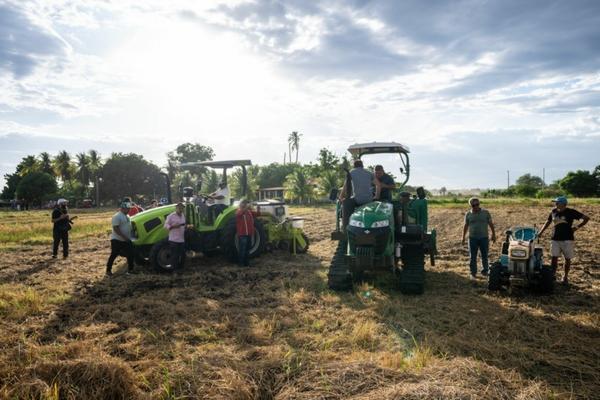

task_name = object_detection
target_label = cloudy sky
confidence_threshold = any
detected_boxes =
[1,0,599,190]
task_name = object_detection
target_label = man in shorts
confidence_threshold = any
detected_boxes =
[538,196,589,285]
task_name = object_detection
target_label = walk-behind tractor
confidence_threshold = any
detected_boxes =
[488,226,556,293]
[130,160,308,272]
[328,142,436,294]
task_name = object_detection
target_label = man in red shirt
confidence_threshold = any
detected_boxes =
[236,199,254,267]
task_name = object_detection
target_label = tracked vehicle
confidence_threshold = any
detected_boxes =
[328,142,436,294]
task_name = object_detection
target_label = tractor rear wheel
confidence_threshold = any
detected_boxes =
[134,245,151,266]
[328,240,352,291]
[488,261,503,291]
[539,265,555,294]
[221,218,266,261]
[149,239,176,273]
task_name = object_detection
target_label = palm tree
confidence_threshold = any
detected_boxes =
[76,152,91,188]
[284,169,314,204]
[18,155,40,176]
[288,131,302,163]
[53,150,73,184]
[39,152,54,176]
[318,170,341,198]
[88,150,102,179]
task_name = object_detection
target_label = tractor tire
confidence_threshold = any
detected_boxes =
[149,239,176,273]
[488,261,503,291]
[221,218,266,261]
[399,244,425,295]
[290,233,310,254]
[328,240,352,291]
[539,265,555,294]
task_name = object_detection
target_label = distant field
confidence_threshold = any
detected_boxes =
[0,204,598,398]
[0,209,114,250]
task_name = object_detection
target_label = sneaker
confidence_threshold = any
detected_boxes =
[51,255,57,259]
[481,270,489,277]
[469,274,477,281]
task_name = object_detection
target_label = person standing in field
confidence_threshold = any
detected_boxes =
[164,202,187,270]
[538,196,589,285]
[51,198,72,259]
[236,199,254,267]
[106,201,135,276]
[462,197,496,280]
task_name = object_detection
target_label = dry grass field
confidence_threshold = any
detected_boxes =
[0,204,598,399]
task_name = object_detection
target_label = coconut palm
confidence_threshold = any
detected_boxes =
[284,169,314,204]
[53,150,73,184]
[76,152,91,188]
[288,131,302,163]
[318,170,341,198]
[88,150,102,179]
[39,152,54,176]
[18,155,40,176]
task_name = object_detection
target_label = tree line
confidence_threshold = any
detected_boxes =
[2,138,598,207]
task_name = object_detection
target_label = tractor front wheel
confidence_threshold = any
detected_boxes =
[221,218,266,261]
[149,239,177,273]
[488,261,503,291]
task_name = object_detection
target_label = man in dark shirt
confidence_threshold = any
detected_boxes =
[51,198,71,258]
[539,196,589,285]
[374,165,395,202]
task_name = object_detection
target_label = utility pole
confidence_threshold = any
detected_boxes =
[283,152,286,164]
[507,170,510,189]
[543,168,546,186]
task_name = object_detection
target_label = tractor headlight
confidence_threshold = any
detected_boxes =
[370,220,389,228]
[511,249,527,258]
[349,220,365,228]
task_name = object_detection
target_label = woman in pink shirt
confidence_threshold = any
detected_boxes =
[164,202,186,270]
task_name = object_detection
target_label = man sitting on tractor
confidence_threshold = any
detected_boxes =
[207,182,230,223]
[374,165,395,202]
[339,159,374,230]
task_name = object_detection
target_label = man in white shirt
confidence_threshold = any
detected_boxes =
[208,182,230,223]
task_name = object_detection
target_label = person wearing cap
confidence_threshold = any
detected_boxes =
[164,202,187,270]
[51,198,72,259]
[374,165,395,202]
[538,196,590,285]
[106,201,135,276]
[462,197,496,279]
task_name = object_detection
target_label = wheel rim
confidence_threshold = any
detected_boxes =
[157,246,174,270]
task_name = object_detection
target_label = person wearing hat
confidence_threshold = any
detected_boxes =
[164,202,187,270]
[51,198,72,258]
[106,201,135,276]
[538,196,590,285]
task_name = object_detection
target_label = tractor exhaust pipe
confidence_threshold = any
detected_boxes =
[160,172,172,204]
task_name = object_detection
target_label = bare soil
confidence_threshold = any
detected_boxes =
[0,205,598,399]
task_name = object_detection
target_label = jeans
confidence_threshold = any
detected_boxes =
[53,230,69,257]
[169,241,186,270]
[238,235,251,267]
[106,239,134,272]
[469,237,489,275]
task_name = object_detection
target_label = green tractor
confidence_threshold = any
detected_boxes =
[130,160,308,271]
[328,142,436,294]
